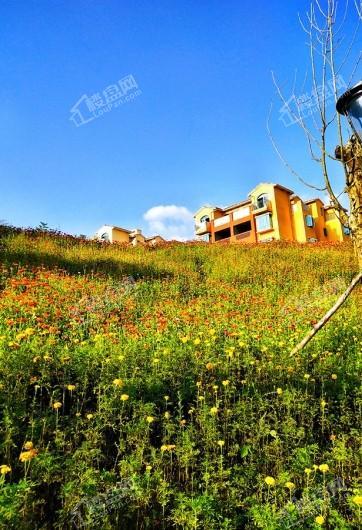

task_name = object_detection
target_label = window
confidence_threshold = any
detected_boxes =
[200,215,210,223]
[255,213,272,232]
[305,215,314,227]
[200,234,210,242]
[100,232,110,241]
[256,193,268,209]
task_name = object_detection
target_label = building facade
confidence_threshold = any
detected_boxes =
[194,183,349,244]
[94,225,165,246]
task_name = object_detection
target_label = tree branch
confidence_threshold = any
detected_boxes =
[290,271,362,356]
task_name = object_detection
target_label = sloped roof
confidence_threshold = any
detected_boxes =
[103,225,132,233]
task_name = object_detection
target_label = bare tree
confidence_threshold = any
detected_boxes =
[268,0,362,355]
[355,0,362,18]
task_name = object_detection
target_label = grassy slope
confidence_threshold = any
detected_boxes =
[0,231,361,529]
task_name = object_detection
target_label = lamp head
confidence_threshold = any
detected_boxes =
[336,81,362,142]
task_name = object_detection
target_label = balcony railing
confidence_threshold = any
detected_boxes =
[195,221,210,235]
[214,214,230,228]
[233,206,250,221]
[235,231,251,240]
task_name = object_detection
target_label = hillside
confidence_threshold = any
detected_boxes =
[0,229,361,529]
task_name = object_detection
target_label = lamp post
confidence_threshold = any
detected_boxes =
[290,81,362,356]
[335,80,362,270]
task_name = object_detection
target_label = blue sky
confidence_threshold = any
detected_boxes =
[0,1,360,239]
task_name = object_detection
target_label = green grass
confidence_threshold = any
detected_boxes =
[0,229,361,529]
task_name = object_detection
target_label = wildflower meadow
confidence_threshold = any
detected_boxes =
[0,227,361,529]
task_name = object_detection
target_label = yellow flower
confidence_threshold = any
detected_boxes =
[319,464,329,473]
[24,441,33,450]
[19,449,38,462]
[86,413,93,420]
[113,379,123,387]
[331,374,337,380]
[352,495,362,506]
[164,395,170,401]
[285,481,295,490]
[304,467,312,475]
[276,388,283,395]
[222,380,230,386]
[269,430,277,438]
[180,419,187,426]
[67,384,76,391]
[145,465,152,472]
[206,362,214,371]
[160,444,175,452]
[315,515,325,525]
[164,411,171,419]
[180,336,189,343]
[264,476,276,487]
[0,464,11,475]
[52,401,62,410]
[217,440,225,447]
[210,406,218,415]
[146,416,154,424]
[321,399,327,408]
[304,374,310,380]
[120,394,129,401]
[194,338,201,345]
[313,464,319,470]
[213,385,219,391]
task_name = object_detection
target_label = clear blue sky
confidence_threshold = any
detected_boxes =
[0,1,360,239]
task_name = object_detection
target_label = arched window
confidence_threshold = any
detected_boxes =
[200,215,210,223]
[256,193,268,209]
[100,232,110,241]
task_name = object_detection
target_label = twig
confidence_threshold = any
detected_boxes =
[290,271,362,356]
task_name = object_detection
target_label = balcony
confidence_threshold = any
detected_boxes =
[214,214,230,229]
[235,231,251,241]
[215,227,231,241]
[195,221,210,235]
[251,200,272,213]
[233,206,250,221]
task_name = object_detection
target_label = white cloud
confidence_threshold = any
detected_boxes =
[143,205,195,241]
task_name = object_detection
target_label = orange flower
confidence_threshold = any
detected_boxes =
[19,449,38,462]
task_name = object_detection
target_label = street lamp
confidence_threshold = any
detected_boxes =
[336,80,362,143]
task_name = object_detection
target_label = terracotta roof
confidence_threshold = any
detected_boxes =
[145,235,165,241]
[304,198,324,204]
[223,198,251,212]
[105,225,132,233]
[274,184,294,194]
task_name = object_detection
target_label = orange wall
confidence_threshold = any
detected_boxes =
[274,188,294,240]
